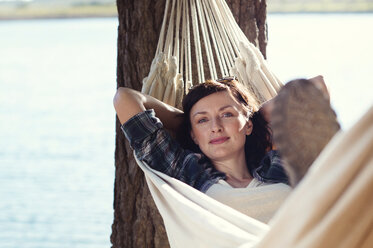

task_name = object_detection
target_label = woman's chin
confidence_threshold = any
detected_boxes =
[206,150,234,162]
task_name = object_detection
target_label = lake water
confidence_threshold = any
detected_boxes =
[0,18,117,247]
[0,14,372,247]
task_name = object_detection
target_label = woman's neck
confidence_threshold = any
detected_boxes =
[212,153,253,187]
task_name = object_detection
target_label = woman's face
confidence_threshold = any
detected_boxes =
[189,91,253,162]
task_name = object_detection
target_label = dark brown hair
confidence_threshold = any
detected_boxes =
[178,78,272,174]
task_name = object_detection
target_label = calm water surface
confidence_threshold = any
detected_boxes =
[0,14,372,247]
[0,18,117,247]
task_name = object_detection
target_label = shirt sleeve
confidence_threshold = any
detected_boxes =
[121,109,191,179]
[254,150,289,185]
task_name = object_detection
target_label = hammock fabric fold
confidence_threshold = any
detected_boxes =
[135,0,373,246]
[135,106,373,248]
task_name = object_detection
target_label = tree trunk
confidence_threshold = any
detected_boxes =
[111,1,268,247]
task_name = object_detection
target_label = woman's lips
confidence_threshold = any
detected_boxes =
[209,137,229,144]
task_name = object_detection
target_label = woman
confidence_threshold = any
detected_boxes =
[113,77,292,223]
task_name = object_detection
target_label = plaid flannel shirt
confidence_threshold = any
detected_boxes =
[121,109,289,192]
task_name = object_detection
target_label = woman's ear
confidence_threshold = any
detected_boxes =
[246,120,253,136]
[190,130,199,145]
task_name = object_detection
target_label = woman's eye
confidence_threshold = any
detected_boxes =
[222,112,233,117]
[197,118,208,124]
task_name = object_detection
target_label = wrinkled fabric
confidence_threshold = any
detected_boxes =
[134,106,373,248]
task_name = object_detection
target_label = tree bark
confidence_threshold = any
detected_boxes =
[111,1,268,247]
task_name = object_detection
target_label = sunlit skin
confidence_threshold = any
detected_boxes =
[190,91,254,186]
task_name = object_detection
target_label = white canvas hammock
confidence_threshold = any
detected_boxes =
[141,0,282,109]
[136,0,373,247]
[136,105,373,248]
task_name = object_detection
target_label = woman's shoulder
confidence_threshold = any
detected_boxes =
[253,150,290,185]
[121,109,225,191]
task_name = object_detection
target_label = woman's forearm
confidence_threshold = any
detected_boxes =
[113,87,184,131]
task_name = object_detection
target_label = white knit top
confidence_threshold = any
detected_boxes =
[205,179,292,223]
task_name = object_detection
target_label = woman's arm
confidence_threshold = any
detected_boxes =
[113,87,184,131]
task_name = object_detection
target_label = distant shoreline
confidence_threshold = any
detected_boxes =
[269,11,373,15]
[0,4,118,21]
[1,11,372,21]
[0,14,118,21]
[0,3,372,21]
[268,2,373,13]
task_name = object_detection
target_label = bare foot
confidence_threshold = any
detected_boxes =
[308,75,330,101]
[270,79,340,187]
[261,75,329,124]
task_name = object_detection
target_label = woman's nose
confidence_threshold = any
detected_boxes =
[211,118,223,132]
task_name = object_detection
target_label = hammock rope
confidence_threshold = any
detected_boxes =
[141,0,282,109]
[135,1,373,247]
